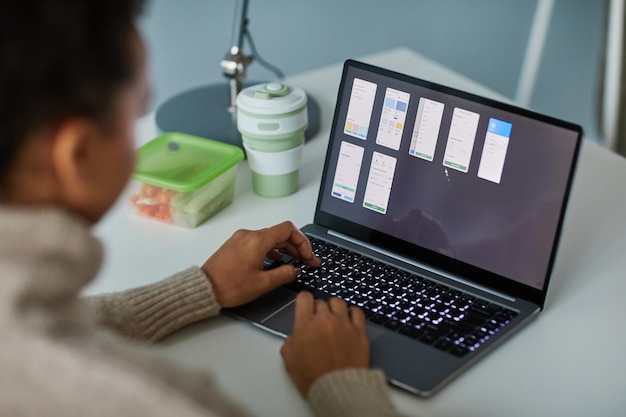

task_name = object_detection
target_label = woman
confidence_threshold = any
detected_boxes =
[0,1,407,416]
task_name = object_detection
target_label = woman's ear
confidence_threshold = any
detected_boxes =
[49,118,99,212]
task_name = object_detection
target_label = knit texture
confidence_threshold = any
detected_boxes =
[0,205,406,416]
[309,369,405,417]
[84,267,220,342]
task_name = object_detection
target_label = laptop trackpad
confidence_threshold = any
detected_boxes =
[226,287,297,326]
[262,298,386,343]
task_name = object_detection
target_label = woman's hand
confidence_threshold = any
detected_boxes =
[202,221,320,308]
[280,292,370,397]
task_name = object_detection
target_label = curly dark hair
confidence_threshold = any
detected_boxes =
[0,0,146,183]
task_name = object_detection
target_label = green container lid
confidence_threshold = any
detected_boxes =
[132,132,244,192]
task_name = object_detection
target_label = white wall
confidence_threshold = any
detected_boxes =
[139,0,606,143]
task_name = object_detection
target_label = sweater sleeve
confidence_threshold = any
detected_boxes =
[307,368,410,417]
[83,266,221,343]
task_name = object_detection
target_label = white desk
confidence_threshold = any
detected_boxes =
[90,48,626,417]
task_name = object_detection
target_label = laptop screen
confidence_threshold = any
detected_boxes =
[315,60,582,304]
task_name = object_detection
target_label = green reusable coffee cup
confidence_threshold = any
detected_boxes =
[236,82,308,197]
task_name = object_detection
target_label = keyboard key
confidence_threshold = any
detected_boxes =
[475,298,490,308]
[465,312,487,325]
[399,325,423,339]
[312,278,326,288]
[284,281,308,292]
[424,324,450,338]
[450,346,470,357]
[420,334,437,345]
[364,276,378,287]
[389,286,405,298]
[336,289,352,299]
[409,274,424,284]
[336,266,351,276]
[396,270,410,280]
[369,314,388,325]
[469,308,493,319]
[353,285,370,296]
[391,312,413,323]
[378,305,395,316]
[327,273,344,284]
[383,265,398,275]
[460,294,475,304]
[398,301,413,312]
[473,329,488,340]
[384,319,403,331]
[336,246,349,256]
[350,271,366,282]
[448,289,462,299]
[488,303,503,313]
[345,252,361,264]
[435,284,449,293]
[420,279,436,289]
[434,338,454,351]
[310,239,325,252]
[363,299,383,311]
[351,294,369,305]
[369,289,385,301]
[326,284,341,295]
[485,321,499,332]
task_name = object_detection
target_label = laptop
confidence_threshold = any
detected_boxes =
[226,59,582,396]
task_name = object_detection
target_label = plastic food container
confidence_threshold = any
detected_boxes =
[129,132,244,228]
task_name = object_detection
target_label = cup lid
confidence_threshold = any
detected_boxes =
[236,83,307,115]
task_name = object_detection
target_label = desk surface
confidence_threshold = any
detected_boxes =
[90,48,626,417]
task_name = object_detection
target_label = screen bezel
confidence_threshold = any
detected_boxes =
[314,59,582,309]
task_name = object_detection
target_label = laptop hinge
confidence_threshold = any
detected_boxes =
[326,230,516,303]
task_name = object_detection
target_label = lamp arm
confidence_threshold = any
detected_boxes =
[220,0,253,113]
[230,0,249,54]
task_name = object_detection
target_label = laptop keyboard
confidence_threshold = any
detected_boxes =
[276,236,518,358]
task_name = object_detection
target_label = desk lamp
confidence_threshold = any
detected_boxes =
[155,0,320,147]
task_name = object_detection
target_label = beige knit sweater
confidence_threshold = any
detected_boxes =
[0,206,406,417]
